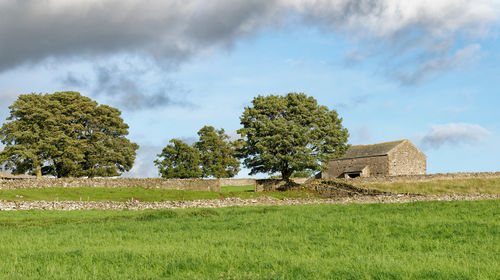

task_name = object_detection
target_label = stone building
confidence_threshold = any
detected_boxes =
[322,140,426,179]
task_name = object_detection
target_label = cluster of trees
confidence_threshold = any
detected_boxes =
[154,126,240,178]
[155,92,349,180]
[0,92,138,178]
[0,91,348,180]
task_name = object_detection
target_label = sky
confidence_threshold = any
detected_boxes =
[0,0,499,178]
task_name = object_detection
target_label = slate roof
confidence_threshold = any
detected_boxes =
[341,140,406,159]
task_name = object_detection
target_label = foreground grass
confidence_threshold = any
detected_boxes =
[0,200,499,279]
[0,185,321,202]
[362,177,500,195]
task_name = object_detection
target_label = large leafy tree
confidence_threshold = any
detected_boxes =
[194,126,240,178]
[154,139,202,178]
[0,93,60,178]
[0,92,139,178]
[237,93,349,180]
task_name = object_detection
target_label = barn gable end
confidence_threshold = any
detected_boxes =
[387,140,426,176]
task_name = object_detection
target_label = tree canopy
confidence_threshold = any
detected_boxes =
[0,92,139,178]
[154,139,202,179]
[155,126,240,179]
[195,126,240,178]
[237,92,349,180]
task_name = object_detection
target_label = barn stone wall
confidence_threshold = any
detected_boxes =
[387,141,426,176]
[323,155,388,179]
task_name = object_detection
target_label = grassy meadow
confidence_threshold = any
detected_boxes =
[361,177,500,195]
[0,200,499,279]
[0,185,323,202]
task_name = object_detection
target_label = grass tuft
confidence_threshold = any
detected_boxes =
[188,208,220,217]
[134,209,179,221]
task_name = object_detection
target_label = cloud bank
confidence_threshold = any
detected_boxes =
[0,0,498,85]
[419,123,491,150]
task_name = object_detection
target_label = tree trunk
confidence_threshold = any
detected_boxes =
[281,169,293,181]
[36,163,42,179]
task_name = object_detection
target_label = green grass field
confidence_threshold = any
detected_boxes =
[362,177,500,195]
[0,185,322,202]
[0,200,498,279]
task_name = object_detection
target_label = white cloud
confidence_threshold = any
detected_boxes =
[418,123,491,150]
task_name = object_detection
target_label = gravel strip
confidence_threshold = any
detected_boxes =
[0,194,498,211]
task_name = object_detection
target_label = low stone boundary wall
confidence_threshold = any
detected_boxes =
[0,178,221,192]
[341,172,500,185]
[255,178,310,192]
[219,178,256,187]
[306,179,391,198]
[2,172,496,192]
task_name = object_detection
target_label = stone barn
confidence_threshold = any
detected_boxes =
[322,140,426,179]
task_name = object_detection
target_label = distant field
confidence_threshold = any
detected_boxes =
[0,200,498,279]
[0,185,322,202]
[361,177,500,195]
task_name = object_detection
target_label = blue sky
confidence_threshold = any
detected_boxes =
[0,0,499,177]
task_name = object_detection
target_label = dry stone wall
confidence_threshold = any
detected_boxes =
[218,178,256,187]
[306,179,391,198]
[255,178,310,192]
[338,172,500,185]
[0,178,221,191]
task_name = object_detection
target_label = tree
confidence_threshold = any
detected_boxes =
[237,93,349,180]
[0,93,59,178]
[47,92,138,177]
[154,139,202,178]
[0,92,139,178]
[194,126,240,178]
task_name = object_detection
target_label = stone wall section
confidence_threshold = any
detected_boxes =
[0,178,221,191]
[218,178,256,187]
[387,141,426,176]
[1,172,497,193]
[338,172,500,185]
[255,178,310,192]
[323,156,388,179]
[307,179,390,198]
